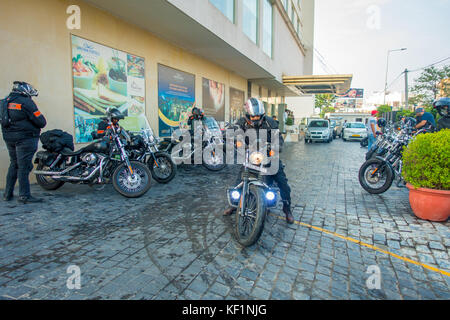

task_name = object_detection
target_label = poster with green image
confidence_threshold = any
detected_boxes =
[71,35,146,143]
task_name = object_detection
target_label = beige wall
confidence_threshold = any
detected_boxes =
[0,0,250,188]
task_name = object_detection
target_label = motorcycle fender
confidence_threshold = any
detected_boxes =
[34,151,55,166]
[149,152,174,167]
[248,180,269,188]
[375,157,394,173]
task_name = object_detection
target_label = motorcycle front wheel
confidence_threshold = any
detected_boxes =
[112,161,152,198]
[359,159,394,194]
[235,185,267,247]
[148,153,177,184]
[203,149,226,171]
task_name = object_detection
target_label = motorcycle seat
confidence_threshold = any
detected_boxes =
[60,147,86,156]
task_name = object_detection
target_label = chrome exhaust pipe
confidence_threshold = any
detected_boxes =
[50,166,101,182]
[34,163,81,176]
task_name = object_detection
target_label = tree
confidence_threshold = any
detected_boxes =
[320,107,336,118]
[377,105,391,114]
[410,65,450,107]
[315,94,336,112]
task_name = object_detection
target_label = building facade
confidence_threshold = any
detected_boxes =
[0,0,314,187]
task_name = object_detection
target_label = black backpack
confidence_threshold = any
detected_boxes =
[40,129,75,153]
[0,96,12,129]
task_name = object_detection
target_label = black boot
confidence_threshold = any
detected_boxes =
[18,196,43,204]
[3,193,13,202]
[223,207,236,216]
[283,203,294,224]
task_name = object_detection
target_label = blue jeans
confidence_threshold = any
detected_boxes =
[367,134,375,150]
[4,138,39,198]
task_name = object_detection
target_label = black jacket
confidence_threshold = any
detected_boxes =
[1,93,46,142]
[234,116,284,151]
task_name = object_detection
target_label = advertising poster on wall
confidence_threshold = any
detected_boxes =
[202,78,225,122]
[158,64,196,137]
[229,87,245,123]
[71,35,146,143]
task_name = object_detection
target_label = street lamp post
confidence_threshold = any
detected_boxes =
[384,48,407,105]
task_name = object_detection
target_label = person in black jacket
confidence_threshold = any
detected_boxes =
[223,98,294,224]
[1,81,46,203]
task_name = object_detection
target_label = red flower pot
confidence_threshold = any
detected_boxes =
[407,184,450,222]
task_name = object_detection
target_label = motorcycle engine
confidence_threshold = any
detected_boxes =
[81,153,98,166]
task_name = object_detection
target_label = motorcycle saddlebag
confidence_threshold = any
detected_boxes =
[34,151,57,167]
[40,129,75,153]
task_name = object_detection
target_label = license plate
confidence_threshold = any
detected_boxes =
[352,135,361,137]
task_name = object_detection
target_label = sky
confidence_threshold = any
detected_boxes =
[313,0,450,98]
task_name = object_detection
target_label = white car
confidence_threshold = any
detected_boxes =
[342,122,368,141]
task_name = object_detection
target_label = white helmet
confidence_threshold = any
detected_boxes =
[244,98,265,127]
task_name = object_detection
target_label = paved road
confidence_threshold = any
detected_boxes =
[0,139,449,300]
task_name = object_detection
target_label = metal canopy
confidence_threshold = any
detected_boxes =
[283,75,353,95]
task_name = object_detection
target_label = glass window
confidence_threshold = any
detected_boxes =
[210,0,235,22]
[262,0,273,57]
[243,0,258,44]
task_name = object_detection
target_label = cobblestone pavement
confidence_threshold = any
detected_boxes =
[0,139,449,300]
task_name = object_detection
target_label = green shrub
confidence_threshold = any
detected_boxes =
[285,118,294,126]
[396,110,415,121]
[402,129,450,190]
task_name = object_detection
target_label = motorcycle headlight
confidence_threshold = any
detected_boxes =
[249,152,265,165]
[266,191,275,201]
[231,190,241,200]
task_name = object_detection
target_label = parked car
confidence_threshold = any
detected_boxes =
[305,119,333,143]
[342,122,368,141]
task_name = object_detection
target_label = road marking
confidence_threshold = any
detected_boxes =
[270,213,450,278]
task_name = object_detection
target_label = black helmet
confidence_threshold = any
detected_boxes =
[191,106,204,119]
[12,81,38,97]
[107,108,124,120]
[404,117,417,128]
[377,118,387,128]
[244,98,265,127]
[433,98,450,118]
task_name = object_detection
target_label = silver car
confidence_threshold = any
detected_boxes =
[305,120,333,143]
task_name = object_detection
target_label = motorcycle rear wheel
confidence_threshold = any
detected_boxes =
[35,163,65,191]
[359,159,394,194]
[112,161,151,198]
[235,185,267,247]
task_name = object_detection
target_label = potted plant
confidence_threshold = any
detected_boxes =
[285,117,294,132]
[402,129,450,222]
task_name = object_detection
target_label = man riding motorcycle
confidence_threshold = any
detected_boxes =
[223,98,294,224]
[434,98,450,131]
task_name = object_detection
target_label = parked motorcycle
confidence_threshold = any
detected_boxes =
[159,117,226,171]
[34,111,152,198]
[359,124,424,194]
[227,141,279,247]
[126,121,176,184]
